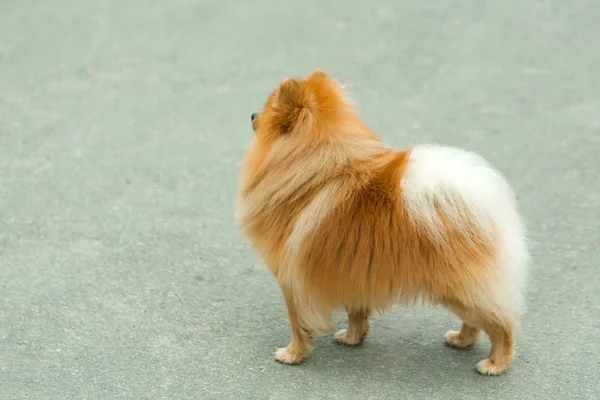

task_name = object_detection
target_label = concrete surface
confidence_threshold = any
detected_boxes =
[1,0,599,399]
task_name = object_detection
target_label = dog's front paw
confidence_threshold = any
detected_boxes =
[444,330,475,349]
[475,358,508,376]
[335,329,366,346]
[274,347,304,364]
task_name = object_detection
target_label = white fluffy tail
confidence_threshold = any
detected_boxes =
[402,144,529,320]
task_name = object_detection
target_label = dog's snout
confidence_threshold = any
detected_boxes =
[251,113,257,121]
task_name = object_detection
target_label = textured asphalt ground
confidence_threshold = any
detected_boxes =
[1,1,599,399]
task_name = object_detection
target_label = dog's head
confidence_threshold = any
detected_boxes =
[240,70,381,197]
[240,70,351,190]
[250,69,350,142]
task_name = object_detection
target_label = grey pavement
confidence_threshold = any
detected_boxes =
[1,0,599,399]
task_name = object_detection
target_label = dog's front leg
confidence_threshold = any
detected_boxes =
[274,285,313,364]
[335,308,373,346]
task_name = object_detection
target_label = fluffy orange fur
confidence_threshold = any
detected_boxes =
[237,70,522,375]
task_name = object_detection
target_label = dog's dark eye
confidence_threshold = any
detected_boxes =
[251,112,258,131]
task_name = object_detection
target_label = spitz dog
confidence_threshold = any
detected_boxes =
[236,70,528,376]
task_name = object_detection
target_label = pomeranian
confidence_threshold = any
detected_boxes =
[236,70,528,376]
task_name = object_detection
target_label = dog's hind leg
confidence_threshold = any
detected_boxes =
[444,301,516,376]
[444,322,481,349]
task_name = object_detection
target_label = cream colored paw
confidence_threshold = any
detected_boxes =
[334,329,366,346]
[444,330,475,349]
[274,347,304,365]
[476,358,508,376]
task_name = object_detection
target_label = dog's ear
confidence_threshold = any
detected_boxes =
[307,69,329,81]
[274,78,309,134]
[276,78,303,110]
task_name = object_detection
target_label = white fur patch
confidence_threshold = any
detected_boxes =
[401,145,529,316]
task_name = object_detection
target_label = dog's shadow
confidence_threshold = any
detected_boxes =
[313,330,486,373]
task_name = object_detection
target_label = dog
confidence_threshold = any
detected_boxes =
[236,70,528,376]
